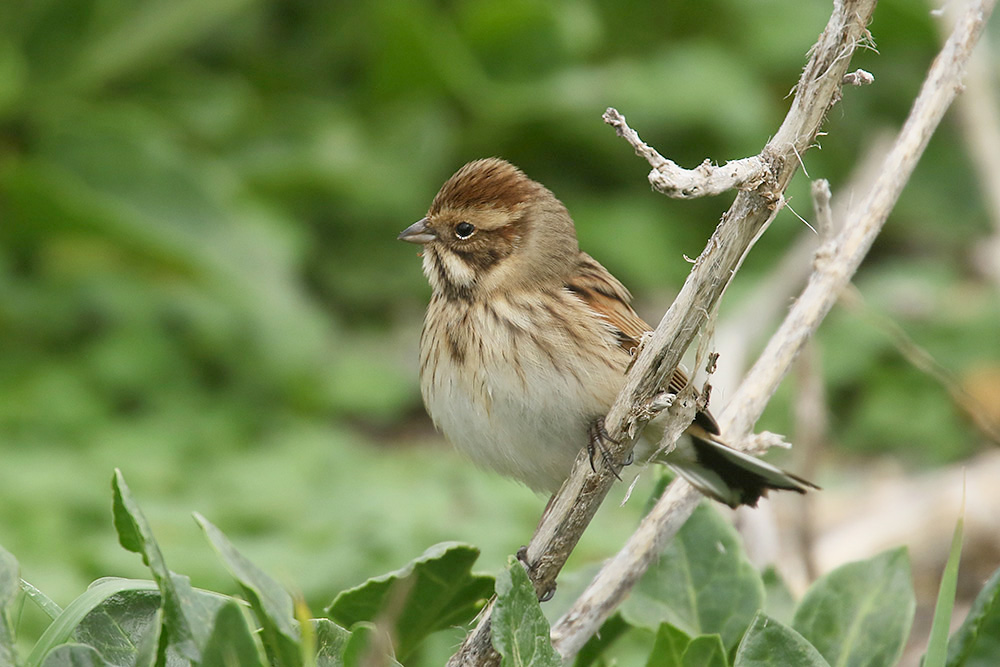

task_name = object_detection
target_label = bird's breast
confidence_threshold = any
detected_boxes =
[418,290,628,492]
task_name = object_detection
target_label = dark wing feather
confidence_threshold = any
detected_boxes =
[566,253,720,434]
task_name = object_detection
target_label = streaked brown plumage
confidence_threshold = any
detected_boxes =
[399,158,815,507]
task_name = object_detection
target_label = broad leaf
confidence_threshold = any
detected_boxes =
[645,623,691,667]
[312,618,351,667]
[27,579,158,666]
[41,643,115,667]
[327,542,492,662]
[200,600,267,667]
[681,634,727,667]
[946,565,1000,666]
[735,612,829,667]
[25,577,230,667]
[195,512,302,667]
[621,502,764,650]
[72,587,162,666]
[492,558,561,667]
[340,622,403,667]
[792,547,914,667]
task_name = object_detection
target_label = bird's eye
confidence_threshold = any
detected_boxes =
[455,221,475,239]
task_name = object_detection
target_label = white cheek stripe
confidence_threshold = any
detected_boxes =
[434,248,476,288]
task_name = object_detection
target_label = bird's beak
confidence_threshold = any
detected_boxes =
[398,217,435,244]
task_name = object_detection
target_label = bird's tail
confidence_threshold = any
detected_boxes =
[665,429,818,508]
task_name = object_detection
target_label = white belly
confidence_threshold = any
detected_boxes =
[420,294,625,493]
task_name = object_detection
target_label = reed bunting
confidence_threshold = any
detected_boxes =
[399,158,815,507]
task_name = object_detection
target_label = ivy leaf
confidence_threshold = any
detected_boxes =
[645,622,691,666]
[792,548,914,667]
[680,634,727,667]
[621,502,764,650]
[195,512,302,667]
[735,612,829,666]
[328,542,492,662]
[41,643,115,667]
[946,565,1000,666]
[200,600,267,667]
[492,558,561,667]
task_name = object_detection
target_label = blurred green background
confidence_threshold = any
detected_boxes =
[1,0,999,657]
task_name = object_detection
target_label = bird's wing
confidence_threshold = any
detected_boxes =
[566,252,720,434]
[566,253,647,354]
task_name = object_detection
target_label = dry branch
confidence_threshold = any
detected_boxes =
[447,1,878,664]
[551,0,996,657]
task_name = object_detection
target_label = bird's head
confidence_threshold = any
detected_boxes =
[399,158,579,300]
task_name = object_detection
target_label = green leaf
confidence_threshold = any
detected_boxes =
[0,545,18,667]
[946,565,1000,666]
[327,542,493,662]
[135,607,165,667]
[72,586,163,666]
[27,578,159,667]
[111,471,144,557]
[792,548,914,667]
[645,623,691,667]
[492,558,561,667]
[681,634,727,667]
[24,577,231,667]
[734,612,829,667]
[112,470,212,662]
[761,567,796,626]
[925,506,964,667]
[621,503,765,650]
[41,643,115,667]
[200,599,267,667]
[195,512,302,667]
[312,618,351,667]
[339,622,403,667]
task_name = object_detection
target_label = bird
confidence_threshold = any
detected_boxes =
[398,157,816,507]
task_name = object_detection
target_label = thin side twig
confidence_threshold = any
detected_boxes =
[603,108,770,198]
[935,4,1000,286]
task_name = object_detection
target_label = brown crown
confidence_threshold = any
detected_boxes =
[430,158,541,214]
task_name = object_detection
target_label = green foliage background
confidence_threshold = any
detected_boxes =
[1,0,998,660]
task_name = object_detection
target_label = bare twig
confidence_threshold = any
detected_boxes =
[934,4,1000,285]
[722,0,995,439]
[735,179,838,583]
[712,134,893,396]
[447,2,879,665]
[782,180,838,584]
[549,0,996,658]
[603,108,770,198]
[842,68,875,86]
[812,179,835,238]
[791,342,827,583]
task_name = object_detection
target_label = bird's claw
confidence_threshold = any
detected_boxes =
[515,546,555,602]
[587,417,623,480]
